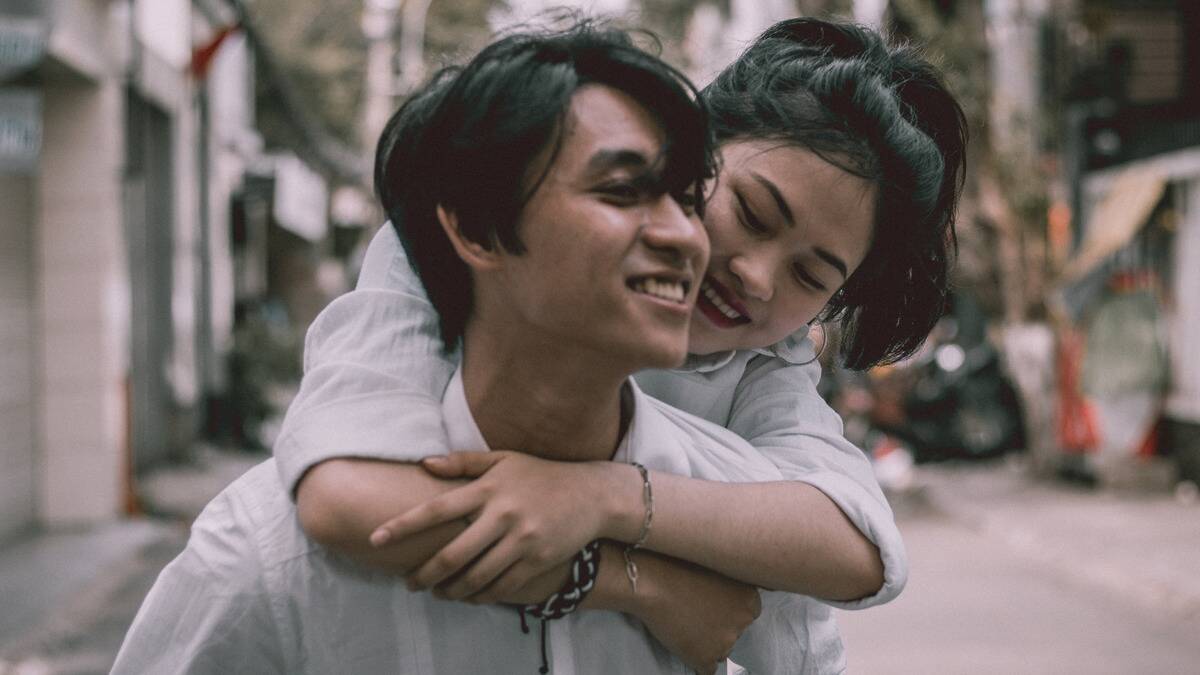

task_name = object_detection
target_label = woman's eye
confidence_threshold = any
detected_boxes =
[793,265,828,292]
[735,193,768,234]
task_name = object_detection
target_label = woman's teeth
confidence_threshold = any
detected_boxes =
[633,278,686,303]
[702,280,746,320]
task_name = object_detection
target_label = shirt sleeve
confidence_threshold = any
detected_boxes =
[726,353,908,610]
[273,224,457,496]
[111,491,285,674]
[729,591,846,675]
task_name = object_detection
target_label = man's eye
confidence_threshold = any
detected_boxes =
[600,183,641,201]
[672,189,699,214]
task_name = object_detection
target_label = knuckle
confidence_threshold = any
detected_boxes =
[525,547,550,567]
[498,507,521,527]
[432,554,458,576]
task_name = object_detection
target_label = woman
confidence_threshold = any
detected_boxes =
[282,16,965,671]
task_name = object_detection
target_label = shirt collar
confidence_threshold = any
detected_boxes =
[676,324,814,374]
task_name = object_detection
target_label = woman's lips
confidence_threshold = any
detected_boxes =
[697,277,751,328]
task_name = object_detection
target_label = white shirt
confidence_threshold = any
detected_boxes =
[112,368,845,674]
[276,225,906,612]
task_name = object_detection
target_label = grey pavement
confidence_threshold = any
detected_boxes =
[838,459,1200,675]
[0,446,266,675]
[908,459,1200,623]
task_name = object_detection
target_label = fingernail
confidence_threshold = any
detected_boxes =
[370,529,391,547]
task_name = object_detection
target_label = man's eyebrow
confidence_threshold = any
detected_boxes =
[814,247,848,280]
[750,172,795,227]
[585,149,653,175]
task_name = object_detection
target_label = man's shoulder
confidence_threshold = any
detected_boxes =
[190,459,314,569]
[627,384,781,482]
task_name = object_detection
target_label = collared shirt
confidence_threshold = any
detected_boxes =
[113,368,845,674]
[275,225,907,613]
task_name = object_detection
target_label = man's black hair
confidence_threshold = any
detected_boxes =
[704,18,968,369]
[374,19,715,351]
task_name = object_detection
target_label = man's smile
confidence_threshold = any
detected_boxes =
[627,274,693,310]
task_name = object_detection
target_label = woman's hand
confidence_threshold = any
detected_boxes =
[369,451,637,602]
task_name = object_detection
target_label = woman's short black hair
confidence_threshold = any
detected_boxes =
[375,19,715,351]
[705,18,968,369]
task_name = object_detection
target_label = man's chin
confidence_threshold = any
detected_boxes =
[639,341,691,371]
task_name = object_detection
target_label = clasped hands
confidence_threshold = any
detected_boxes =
[367,451,761,674]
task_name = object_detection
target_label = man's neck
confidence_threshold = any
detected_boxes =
[459,325,634,463]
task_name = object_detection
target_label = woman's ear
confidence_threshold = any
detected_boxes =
[436,204,502,271]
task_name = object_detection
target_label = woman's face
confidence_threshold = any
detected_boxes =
[688,140,877,355]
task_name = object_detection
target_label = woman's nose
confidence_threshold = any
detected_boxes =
[729,253,773,303]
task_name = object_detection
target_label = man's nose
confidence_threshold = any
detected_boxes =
[641,196,710,270]
[729,253,773,303]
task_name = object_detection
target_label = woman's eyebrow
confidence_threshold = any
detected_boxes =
[749,172,795,227]
[814,248,848,280]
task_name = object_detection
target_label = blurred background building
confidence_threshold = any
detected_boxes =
[1,0,1198,671]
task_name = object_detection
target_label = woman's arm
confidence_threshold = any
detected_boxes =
[275,225,456,500]
[613,471,883,600]
[382,447,880,602]
[724,353,907,608]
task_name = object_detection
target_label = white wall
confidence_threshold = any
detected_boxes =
[37,77,128,524]
[134,0,191,69]
[1168,178,1200,422]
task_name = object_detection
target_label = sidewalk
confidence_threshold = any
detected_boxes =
[0,446,266,675]
[910,458,1200,624]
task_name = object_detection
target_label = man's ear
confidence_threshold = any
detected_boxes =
[436,204,502,271]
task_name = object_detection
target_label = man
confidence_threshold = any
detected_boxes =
[113,24,839,674]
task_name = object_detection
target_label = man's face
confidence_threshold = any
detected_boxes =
[482,84,710,371]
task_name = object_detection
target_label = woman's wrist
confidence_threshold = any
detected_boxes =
[596,463,651,544]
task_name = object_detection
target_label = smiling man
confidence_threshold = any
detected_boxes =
[112,23,805,674]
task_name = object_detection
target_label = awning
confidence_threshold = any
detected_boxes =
[1060,167,1167,283]
[272,153,329,242]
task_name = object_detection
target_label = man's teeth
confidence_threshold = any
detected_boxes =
[702,281,745,320]
[633,278,686,303]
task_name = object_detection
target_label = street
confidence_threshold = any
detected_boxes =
[838,494,1200,674]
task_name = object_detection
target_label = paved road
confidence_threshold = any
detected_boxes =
[837,498,1200,675]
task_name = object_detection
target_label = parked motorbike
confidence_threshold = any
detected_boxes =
[826,294,1026,465]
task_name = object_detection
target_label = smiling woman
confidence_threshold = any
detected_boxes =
[689,141,877,355]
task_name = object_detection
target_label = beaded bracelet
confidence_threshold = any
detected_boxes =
[622,462,654,593]
[523,540,602,620]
